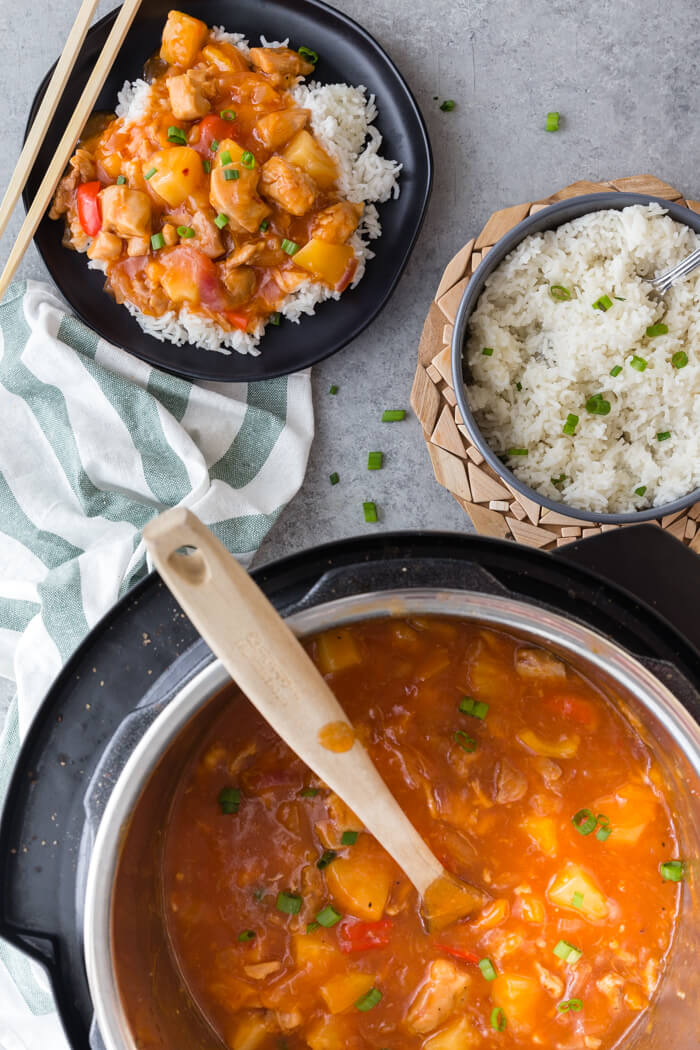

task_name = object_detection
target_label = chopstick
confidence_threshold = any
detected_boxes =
[0,0,143,301]
[0,0,100,244]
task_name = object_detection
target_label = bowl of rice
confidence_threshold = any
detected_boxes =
[451,193,700,523]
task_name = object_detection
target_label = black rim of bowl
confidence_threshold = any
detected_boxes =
[451,192,700,525]
[25,0,433,382]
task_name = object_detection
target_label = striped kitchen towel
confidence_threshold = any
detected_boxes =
[0,279,313,1050]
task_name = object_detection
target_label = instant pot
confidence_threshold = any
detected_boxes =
[0,526,698,1049]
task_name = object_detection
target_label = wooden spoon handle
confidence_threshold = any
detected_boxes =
[143,508,444,895]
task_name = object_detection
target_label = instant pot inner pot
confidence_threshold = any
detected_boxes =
[89,595,700,1050]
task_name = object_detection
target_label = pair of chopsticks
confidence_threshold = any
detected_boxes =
[0,0,143,301]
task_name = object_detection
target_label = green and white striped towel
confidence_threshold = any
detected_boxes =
[0,279,313,1050]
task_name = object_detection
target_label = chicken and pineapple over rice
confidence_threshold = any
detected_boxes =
[50,10,401,355]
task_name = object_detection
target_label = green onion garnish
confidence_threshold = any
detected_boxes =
[241,150,255,168]
[238,929,256,941]
[672,351,688,369]
[276,891,302,915]
[150,232,165,251]
[657,431,671,441]
[341,830,358,845]
[355,988,382,1011]
[220,109,236,120]
[551,473,568,489]
[553,940,582,964]
[545,111,560,132]
[203,159,211,173]
[630,355,647,371]
[177,225,195,238]
[167,126,187,145]
[144,167,157,179]
[220,149,233,165]
[585,393,611,415]
[479,958,497,981]
[610,365,622,377]
[317,850,337,870]
[595,814,612,841]
[550,284,571,300]
[507,447,528,456]
[454,730,477,753]
[572,808,597,835]
[440,99,456,111]
[482,347,494,356]
[515,381,522,391]
[459,696,488,719]
[298,46,319,63]
[329,384,339,394]
[562,413,579,435]
[116,175,126,185]
[363,501,378,523]
[660,860,685,882]
[572,891,584,909]
[300,786,319,797]
[646,323,668,337]
[211,139,219,152]
[315,904,342,927]
[329,471,339,485]
[260,219,270,232]
[614,296,626,301]
[368,451,383,470]
[490,1007,507,1031]
[381,409,405,421]
[592,294,613,311]
[557,998,583,1012]
[214,213,229,229]
[269,312,281,325]
[634,485,647,497]
[218,786,242,814]
[306,921,320,933]
[281,238,299,255]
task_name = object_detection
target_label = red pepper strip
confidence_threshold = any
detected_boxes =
[225,311,249,332]
[192,114,239,157]
[337,917,393,953]
[434,944,480,964]
[543,693,597,729]
[76,181,102,237]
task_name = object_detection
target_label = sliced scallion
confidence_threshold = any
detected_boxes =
[657,430,671,441]
[506,447,528,456]
[211,139,219,152]
[646,322,668,337]
[218,787,241,814]
[572,808,596,835]
[300,787,319,797]
[459,696,488,719]
[562,413,579,436]
[298,46,319,63]
[482,346,494,356]
[550,284,571,300]
[440,99,456,111]
[356,988,382,1011]
[203,159,211,174]
[545,111,560,132]
[214,213,229,229]
[329,471,339,486]
[368,451,383,470]
[585,393,611,415]
[281,238,299,255]
[116,175,126,185]
[341,830,359,845]
[276,891,302,915]
[144,166,157,179]
[592,294,613,311]
[571,891,584,909]
[595,814,612,841]
[177,225,195,238]
[553,940,582,964]
[221,108,236,120]
[363,501,378,523]
[551,473,568,489]
[630,355,647,371]
[269,312,281,325]
[672,350,688,369]
[660,860,685,882]
[220,149,233,165]
[634,485,647,497]
[329,384,339,394]
[610,365,623,377]
[241,150,255,168]
[454,730,477,753]
[381,409,405,421]
[478,958,497,981]
[150,232,165,251]
[557,998,583,1012]
[238,929,256,941]
[317,850,337,871]
[259,219,270,232]
[167,125,187,145]
[315,904,342,927]
[490,1007,507,1031]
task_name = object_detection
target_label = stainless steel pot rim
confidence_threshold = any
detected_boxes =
[83,587,700,1050]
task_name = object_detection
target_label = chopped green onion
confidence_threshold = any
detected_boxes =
[454,730,477,753]
[203,159,211,173]
[329,384,339,394]
[482,347,494,356]
[214,213,229,229]
[276,891,302,915]
[211,139,219,152]
[381,409,405,421]
[116,175,126,185]
[646,323,668,337]
[329,472,339,485]
[478,958,497,981]
[306,921,320,933]
[177,225,195,238]
[592,294,613,311]
[610,365,623,377]
[269,312,281,325]
[557,998,583,1012]
[515,381,522,391]
[572,808,596,835]
[585,393,611,415]
[660,860,685,882]
[317,850,337,871]
[459,696,489,719]
[490,1007,507,1031]
[614,296,626,301]
[440,99,456,111]
[553,940,582,964]
[363,501,378,523]
[167,125,187,145]
[657,431,671,441]
[550,284,571,300]
[507,447,528,456]
[238,929,256,941]
[572,891,584,909]
[150,232,165,251]
[634,485,647,497]
[316,904,342,927]
[545,111,560,132]
[281,238,299,255]
[672,350,688,369]
[355,988,382,1011]
[218,787,242,814]
[298,46,319,63]
[241,150,255,168]
[341,830,359,845]
[368,451,383,470]
[300,787,319,797]
[220,108,236,120]
[259,219,270,232]
[595,814,612,841]
[562,413,579,436]
[551,473,568,489]
[220,149,233,165]
[144,167,157,179]
[630,355,647,371]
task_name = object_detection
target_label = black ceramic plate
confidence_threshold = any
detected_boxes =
[25,0,432,381]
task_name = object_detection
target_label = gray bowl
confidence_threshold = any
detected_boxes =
[451,192,700,524]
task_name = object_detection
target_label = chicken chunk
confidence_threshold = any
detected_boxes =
[596,972,625,1010]
[127,236,150,257]
[209,166,270,234]
[99,185,152,237]
[87,230,122,262]
[515,648,567,680]
[218,262,257,306]
[493,759,527,803]
[534,961,564,999]
[259,156,317,216]
[249,46,315,88]
[310,201,363,244]
[49,149,97,219]
[404,960,470,1035]
[188,209,225,258]
[255,108,309,151]
[167,70,211,121]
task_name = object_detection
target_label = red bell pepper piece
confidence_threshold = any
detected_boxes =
[434,943,480,964]
[337,917,393,953]
[76,181,102,237]
[543,693,597,729]
[192,114,239,156]
[225,310,249,332]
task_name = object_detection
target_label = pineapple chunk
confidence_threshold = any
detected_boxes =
[315,629,362,674]
[145,148,205,208]
[201,41,250,72]
[547,861,609,921]
[305,1014,356,1050]
[520,815,558,857]
[160,10,208,68]
[490,973,544,1034]
[227,1009,276,1050]
[593,782,659,846]
[324,835,395,920]
[293,239,356,291]
[517,728,579,759]
[292,932,341,977]
[422,1015,478,1050]
[282,130,338,189]
[320,972,375,1014]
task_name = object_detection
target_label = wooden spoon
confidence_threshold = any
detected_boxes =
[143,508,486,928]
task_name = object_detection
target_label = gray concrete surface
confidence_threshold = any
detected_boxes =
[1,0,699,714]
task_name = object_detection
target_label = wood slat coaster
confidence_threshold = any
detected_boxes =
[411,175,698,551]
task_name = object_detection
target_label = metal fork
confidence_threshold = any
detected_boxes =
[648,246,700,294]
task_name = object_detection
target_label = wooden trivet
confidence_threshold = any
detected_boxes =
[411,174,700,552]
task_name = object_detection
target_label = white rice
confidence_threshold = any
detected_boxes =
[108,33,401,355]
[465,204,700,513]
